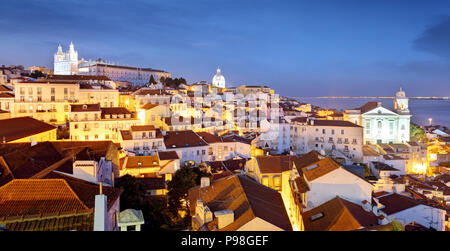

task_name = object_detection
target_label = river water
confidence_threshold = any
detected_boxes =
[296,98,450,127]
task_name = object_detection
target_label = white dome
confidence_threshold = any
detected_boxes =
[212,67,225,88]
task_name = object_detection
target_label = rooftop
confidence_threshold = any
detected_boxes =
[188,174,292,231]
[163,130,208,149]
[302,196,379,231]
[0,117,56,143]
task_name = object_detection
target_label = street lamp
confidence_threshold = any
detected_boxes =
[428,118,432,126]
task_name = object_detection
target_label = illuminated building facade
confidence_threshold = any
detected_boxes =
[54,42,79,75]
[13,81,80,124]
[69,104,140,142]
[347,88,411,144]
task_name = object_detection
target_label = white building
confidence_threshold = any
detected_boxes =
[257,119,291,154]
[54,42,79,75]
[212,67,225,88]
[346,88,411,144]
[119,125,166,155]
[298,158,373,210]
[78,59,171,86]
[374,192,446,231]
[290,117,363,163]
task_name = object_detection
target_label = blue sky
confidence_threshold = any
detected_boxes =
[1,0,450,97]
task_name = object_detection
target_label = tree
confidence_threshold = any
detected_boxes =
[29,70,45,79]
[410,123,427,142]
[167,166,199,214]
[149,75,157,85]
[116,174,146,210]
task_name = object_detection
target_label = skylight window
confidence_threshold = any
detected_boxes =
[310,212,324,221]
[306,164,319,171]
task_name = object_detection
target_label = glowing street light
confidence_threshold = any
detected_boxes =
[428,118,432,126]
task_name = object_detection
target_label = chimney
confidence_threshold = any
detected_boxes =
[94,181,108,231]
[214,210,234,229]
[361,200,371,212]
[378,215,389,225]
[94,194,108,231]
[195,199,213,226]
[200,176,210,188]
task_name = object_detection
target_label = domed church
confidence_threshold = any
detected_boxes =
[212,67,225,88]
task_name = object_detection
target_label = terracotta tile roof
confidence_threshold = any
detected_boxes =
[141,103,160,110]
[70,104,101,112]
[371,161,399,171]
[212,170,234,181]
[363,145,381,156]
[45,74,111,81]
[358,102,379,113]
[308,119,362,128]
[0,85,12,92]
[376,193,420,215]
[0,117,56,143]
[294,151,322,170]
[158,151,179,160]
[197,132,224,144]
[164,130,208,149]
[291,117,308,123]
[302,158,341,181]
[0,210,94,231]
[101,107,133,116]
[43,172,123,210]
[0,179,89,217]
[0,142,63,185]
[255,155,297,174]
[222,135,253,144]
[135,89,171,96]
[302,196,379,231]
[120,130,132,140]
[131,125,156,132]
[189,175,292,231]
[373,191,390,198]
[0,93,14,98]
[220,158,248,172]
[122,155,160,169]
[435,174,450,184]
[0,141,117,185]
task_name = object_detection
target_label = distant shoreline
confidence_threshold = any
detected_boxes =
[291,97,450,100]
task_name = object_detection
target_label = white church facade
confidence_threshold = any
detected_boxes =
[346,88,411,144]
[53,42,171,85]
[54,42,79,75]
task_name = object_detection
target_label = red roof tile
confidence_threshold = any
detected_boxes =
[0,117,56,143]
[0,179,88,217]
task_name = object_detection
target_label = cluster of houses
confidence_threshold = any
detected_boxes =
[0,63,449,231]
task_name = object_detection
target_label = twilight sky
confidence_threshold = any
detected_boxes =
[1,0,450,97]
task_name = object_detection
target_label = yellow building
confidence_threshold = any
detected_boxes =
[69,104,140,142]
[0,116,57,143]
[13,81,80,124]
[78,85,119,107]
[137,103,171,129]
[119,92,136,112]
